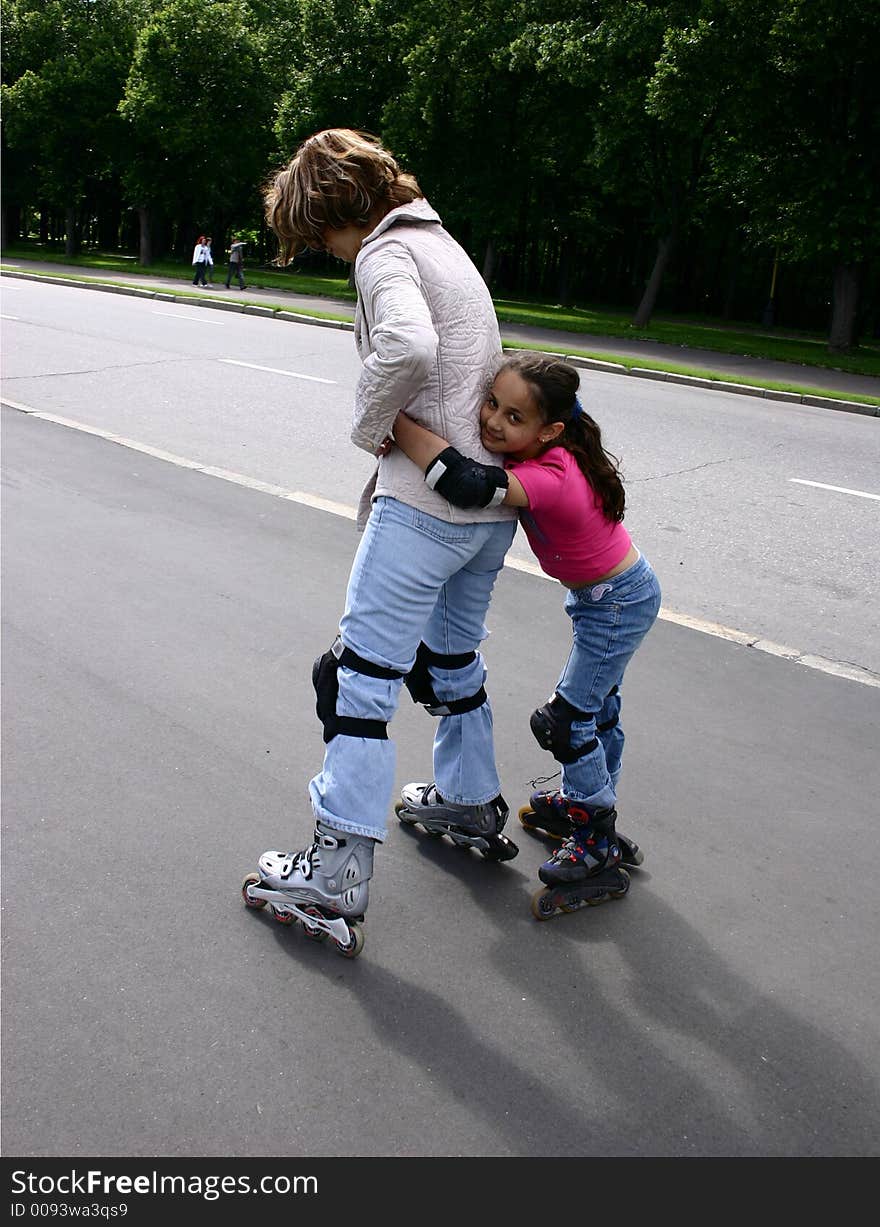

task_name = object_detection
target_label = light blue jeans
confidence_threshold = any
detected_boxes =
[309,497,517,841]
[557,552,661,812]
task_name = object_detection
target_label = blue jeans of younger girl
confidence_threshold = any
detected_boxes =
[309,497,517,842]
[556,552,661,813]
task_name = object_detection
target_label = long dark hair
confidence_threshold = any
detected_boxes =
[501,352,625,521]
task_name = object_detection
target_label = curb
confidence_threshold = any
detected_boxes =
[5,269,878,417]
[503,347,879,416]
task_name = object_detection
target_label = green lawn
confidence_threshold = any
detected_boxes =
[4,243,879,390]
[493,298,880,379]
[1,245,356,301]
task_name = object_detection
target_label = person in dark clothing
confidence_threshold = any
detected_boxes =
[225,237,246,289]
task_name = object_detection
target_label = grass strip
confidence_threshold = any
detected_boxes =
[5,253,878,403]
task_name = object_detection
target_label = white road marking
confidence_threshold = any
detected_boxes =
[153,310,227,324]
[789,478,880,502]
[1,314,19,320]
[220,359,336,384]
[4,398,877,688]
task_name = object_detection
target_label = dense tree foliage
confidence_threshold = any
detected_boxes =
[118,0,275,261]
[2,0,138,254]
[2,0,877,349]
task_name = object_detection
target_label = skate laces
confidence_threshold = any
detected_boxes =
[294,843,317,878]
[294,827,344,879]
[557,823,603,864]
[527,770,561,789]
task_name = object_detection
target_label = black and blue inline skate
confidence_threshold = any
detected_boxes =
[530,804,631,921]
[518,788,644,867]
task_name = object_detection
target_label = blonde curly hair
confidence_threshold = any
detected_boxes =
[264,128,423,264]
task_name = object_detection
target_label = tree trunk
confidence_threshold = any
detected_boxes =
[481,237,497,289]
[64,205,78,257]
[137,206,152,266]
[557,237,573,307]
[98,204,121,250]
[632,229,677,328]
[722,260,738,320]
[828,261,860,352]
[0,203,18,248]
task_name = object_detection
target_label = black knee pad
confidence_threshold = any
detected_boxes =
[597,684,620,733]
[403,642,487,717]
[402,642,442,706]
[529,691,598,763]
[312,636,404,743]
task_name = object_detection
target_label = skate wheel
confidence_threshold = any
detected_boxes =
[531,889,556,921]
[300,906,329,942]
[394,801,417,826]
[271,905,295,925]
[333,922,364,959]
[611,868,631,898]
[241,872,267,909]
[517,805,537,830]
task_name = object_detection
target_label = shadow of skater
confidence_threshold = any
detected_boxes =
[252,820,878,1156]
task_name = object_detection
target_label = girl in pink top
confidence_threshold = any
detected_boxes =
[392,353,661,919]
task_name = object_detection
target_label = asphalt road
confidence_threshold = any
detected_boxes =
[2,278,879,680]
[5,256,880,400]
[2,280,880,1161]
[3,414,880,1159]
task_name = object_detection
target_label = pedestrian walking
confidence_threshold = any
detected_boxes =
[191,235,210,286]
[225,237,246,289]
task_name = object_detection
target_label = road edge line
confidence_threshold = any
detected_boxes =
[4,398,878,689]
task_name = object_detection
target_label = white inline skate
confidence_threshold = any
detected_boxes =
[395,782,518,861]
[242,821,374,958]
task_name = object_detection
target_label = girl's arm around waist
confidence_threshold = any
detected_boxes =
[391,411,529,508]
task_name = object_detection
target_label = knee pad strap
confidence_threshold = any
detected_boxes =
[313,636,405,744]
[404,642,486,717]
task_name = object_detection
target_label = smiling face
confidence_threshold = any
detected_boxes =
[479,367,564,462]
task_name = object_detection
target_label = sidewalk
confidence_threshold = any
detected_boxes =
[3,258,878,413]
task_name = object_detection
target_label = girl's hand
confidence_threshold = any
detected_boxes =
[376,435,395,457]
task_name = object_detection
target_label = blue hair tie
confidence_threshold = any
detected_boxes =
[572,396,584,419]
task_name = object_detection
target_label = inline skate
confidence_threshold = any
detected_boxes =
[242,820,374,958]
[395,782,518,861]
[531,806,631,921]
[518,788,644,868]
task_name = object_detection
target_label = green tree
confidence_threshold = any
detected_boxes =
[378,0,598,296]
[2,0,138,254]
[527,1,748,326]
[721,0,880,350]
[119,0,275,263]
[271,0,391,155]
